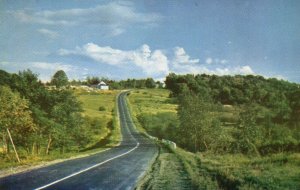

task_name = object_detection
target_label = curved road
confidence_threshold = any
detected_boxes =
[0,91,158,190]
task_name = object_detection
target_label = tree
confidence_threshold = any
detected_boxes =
[156,81,164,88]
[51,70,69,88]
[289,89,300,124]
[0,86,35,161]
[177,94,216,152]
[86,76,100,85]
[145,78,156,88]
[233,105,262,156]
[49,90,83,153]
[0,70,11,86]
[219,86,231,104]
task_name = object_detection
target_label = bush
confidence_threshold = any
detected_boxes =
[137,112,179,141]
[99,106,106,111]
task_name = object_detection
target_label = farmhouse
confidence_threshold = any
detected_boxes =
[96,81,109,90]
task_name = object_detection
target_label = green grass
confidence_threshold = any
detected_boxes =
[77,90,120,147]
[77,90,117,119]
[127,89,177,134]
[128,89,177,114]
[128,89,300,190]
[136,144,192,190]
[195,152,300,189]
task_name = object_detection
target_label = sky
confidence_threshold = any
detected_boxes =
[0,0,300,82]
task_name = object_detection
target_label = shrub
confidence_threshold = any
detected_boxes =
[99,106,106,111]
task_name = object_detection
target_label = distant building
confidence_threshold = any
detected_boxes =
[96,81,109,90]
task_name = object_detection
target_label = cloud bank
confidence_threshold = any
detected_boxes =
[59,43,254,79]
[1,42,254,81]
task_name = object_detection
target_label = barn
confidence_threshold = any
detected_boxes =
[97,81,109,90]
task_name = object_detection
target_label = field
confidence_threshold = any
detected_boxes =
[76,89,120,148]
[127,89,178,135]
[128,89,177,114]
[128,89,300,190]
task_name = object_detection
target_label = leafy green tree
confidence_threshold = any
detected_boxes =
[145,78,156,88]
[0,86,35,161]
[289,89,300,125]
[51,70,69,88]
[219,86,231,104]
[178,94,216,152]
[233,105,262,156]
[49,90,83,153]
[7,70,56,154]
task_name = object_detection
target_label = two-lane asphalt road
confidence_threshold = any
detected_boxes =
[0,91,158,190]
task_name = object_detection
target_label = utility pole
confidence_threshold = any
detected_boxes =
[6,128,20,163]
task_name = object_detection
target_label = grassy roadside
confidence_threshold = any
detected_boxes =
[128,89,300,190]
[136,144,192,190]
[127,89,195,189]
[0,89,121,176]
[196,152,300,189]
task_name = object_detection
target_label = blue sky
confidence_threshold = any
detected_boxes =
[0,0,299,82]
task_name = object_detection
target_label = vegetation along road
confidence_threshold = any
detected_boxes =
[0,91,158,190]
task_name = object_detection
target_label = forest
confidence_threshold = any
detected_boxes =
[162,73,300,155]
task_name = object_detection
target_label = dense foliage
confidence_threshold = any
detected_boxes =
[165,73,300,155]
[50,70,69,88]
[0,70,93,161]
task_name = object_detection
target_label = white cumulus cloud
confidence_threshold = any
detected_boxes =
[170,47,254,76]
[60,43,169,76]
[239,65,254,75]
[173,47,199,64]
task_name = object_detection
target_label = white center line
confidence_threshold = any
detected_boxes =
[35,143,139,190]
[35,92,139,190]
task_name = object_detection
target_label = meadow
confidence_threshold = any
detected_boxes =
[76,89,120,148]
[127,89,178,135]
[128,89,300,190]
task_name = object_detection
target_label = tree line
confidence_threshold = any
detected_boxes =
[67,76,163,89]
[0,70,92,162]
[164,73,300,155]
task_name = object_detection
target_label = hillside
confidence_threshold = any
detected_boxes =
[127,88,300,189]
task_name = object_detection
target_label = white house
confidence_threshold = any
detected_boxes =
[97,81,109,90]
